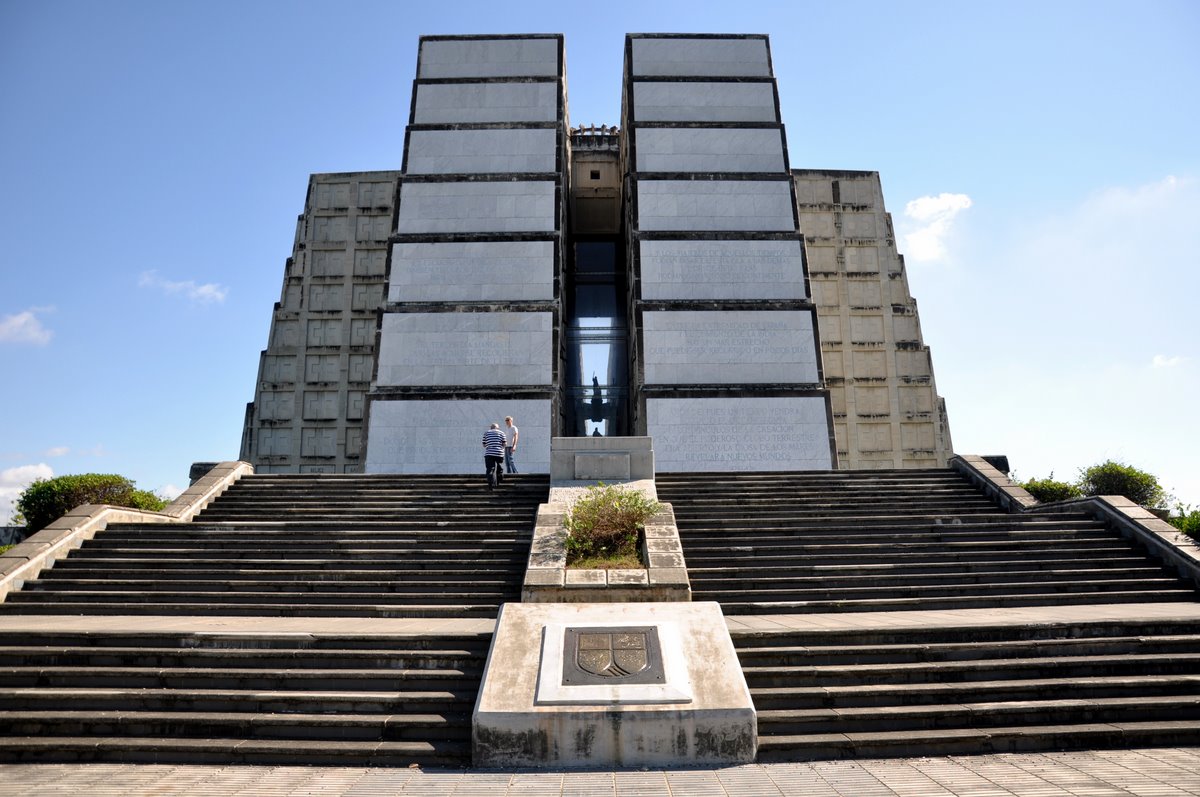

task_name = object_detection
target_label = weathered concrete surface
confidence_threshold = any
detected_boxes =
[473,602,754,768]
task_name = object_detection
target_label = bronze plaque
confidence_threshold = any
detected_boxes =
[562,626,666,686]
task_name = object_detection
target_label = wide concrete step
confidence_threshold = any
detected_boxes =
[20,580,520,595]
[0,665,477,691]
[696,567,1172,590]
[690,556,1155,579]
[702,576,1188,602]
[5,590,516,606]
[716,589,1197,615]
[0,646,484,670]
[0,602,502,618]
[0,687,470,714]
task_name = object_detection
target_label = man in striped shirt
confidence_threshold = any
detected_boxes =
[482,423,507,490]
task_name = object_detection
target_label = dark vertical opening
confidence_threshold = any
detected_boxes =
[564,238,629,436]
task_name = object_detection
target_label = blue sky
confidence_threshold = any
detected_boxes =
[2,0,1198,517]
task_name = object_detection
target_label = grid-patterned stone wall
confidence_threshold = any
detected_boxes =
[623,34,836,472]
[363,35,567,474]
[796,169,954,468]
[240,171,400,474]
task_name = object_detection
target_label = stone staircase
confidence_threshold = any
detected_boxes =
[2,474,547,619]
[657,469,1200,759]
[0,473,548,766]
[656,470,1196,614]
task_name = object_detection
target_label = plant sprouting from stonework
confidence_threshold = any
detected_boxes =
[563,483,661,568]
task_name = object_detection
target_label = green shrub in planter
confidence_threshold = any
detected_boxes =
[563,483,661,569]
[1020,475,1082,503]
[1078,460,1168,509]
[14,474,167,533]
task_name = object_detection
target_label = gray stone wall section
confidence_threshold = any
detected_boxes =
[639,240,807,301]
[365,399,550,474]
[635,180,796,231]
[630,37,771,77]
[418,37,559,79]
[634,127,785,173]
[648,397,833,471]
[405,129,558,175]
[631,82,778,123]
[413,82,559,124]
[395,181,557,234]
[374,312,554,387]
[642,311,819,385]
[389,240,555,303]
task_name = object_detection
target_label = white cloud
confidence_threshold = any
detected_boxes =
[899,193,972,263]
[0,308,54,345]
[159,484,185,501]
[43,446,70,457]
[1,463,53,524]
[138,270,228,304]
[1152,354,1186,369]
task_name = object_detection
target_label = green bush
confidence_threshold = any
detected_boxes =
[14,474,168,533]
[563,484,661,568]
[1169,506,1200,538]
[1077,460,1167,509]
[1020,475,1082,503]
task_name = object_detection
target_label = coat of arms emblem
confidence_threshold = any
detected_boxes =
[576,631,650,678]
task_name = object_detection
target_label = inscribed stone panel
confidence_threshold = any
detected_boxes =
[347,390,365,420]
[855,386,890,416]
[301,427,336,457]
[636,180,795,232]
[262,355,296,384]
[894,315,920,342]
[350,318,374,347]
[303,390,339,420]
[901,422,935,451]
[375,312,553,386]
[390,240,555,302]
[418,38,559,79]
[641,310,819,385]
[257,428,293,457]
[413,83,558,124]
[857,422,893,453]
[299,464,335,474]
[899,385,934,414]
[639,239,806,301]
[311,216,347,243]
[647,397,832,471]
[353,249,387,277]
[634,128,785,173]
[847,280,882,308]
[849,316,884,343]
[348,354,373,383]
[314,182,350,210]
[311,250,346,277]
[306,319,343,347]
[356,215,390,242]
[365,398,551,474]
[352,284,384,312]
[270,321,299,349]
[406,129,558,175]
[357,181,393,208]
[844,246,879,272]
[630,38,771,77]
[396,181,556,234]
[305,354,340,383]
[259,391,294,421]
[632,82,776,123]
[852,350,887,378]
[308,284,344,312]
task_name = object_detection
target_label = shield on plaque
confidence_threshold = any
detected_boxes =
[576,631,650,678]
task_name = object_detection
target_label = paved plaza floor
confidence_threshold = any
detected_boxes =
[2,748,1199,797]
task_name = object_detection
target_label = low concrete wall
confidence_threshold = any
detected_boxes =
[0,461,253,601]
[951,454,1200,587]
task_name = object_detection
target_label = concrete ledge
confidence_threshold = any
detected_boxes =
[550,436,654,481]
[0,461,253,601]
[950,454,1200,587]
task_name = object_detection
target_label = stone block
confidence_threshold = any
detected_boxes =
[413,82,559,124]
[648,396,834,472]
[639,239,806,301]
[374,312,553,387]
[630,37,771,77]
[406,128,558,175]
[635,127,785,173]
[573,453,630,481]
[608,569,649,586]
[632,81,777,123]
[396,181,556,233]
[549,436,655,482]
[364,398,550,474]
[419,38,560,79]
[565,569,606,587]
[635,180,795,231]
[641,310,819,385]
[390,240,555,303]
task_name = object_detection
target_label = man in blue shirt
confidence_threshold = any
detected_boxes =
[482,423,507,490]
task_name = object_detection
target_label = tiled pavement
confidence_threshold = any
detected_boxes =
[1,748,1199,796]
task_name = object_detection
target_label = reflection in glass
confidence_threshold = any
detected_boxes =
[565,240,628,436]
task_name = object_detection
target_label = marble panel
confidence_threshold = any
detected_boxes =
[635,127,785,173]
[632,82,776,123]
[630,38,771,77]
[639,239,806,301]
[636,180,795,232]
[413,82,559,124]
[365,398,550,473]
[642,310,819,384]
[406,128,558,175]
[375,311,553,386]
[419,38,559,79]
[396,181,556,234]
[647,396,833,471]
[390,240,554,302]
